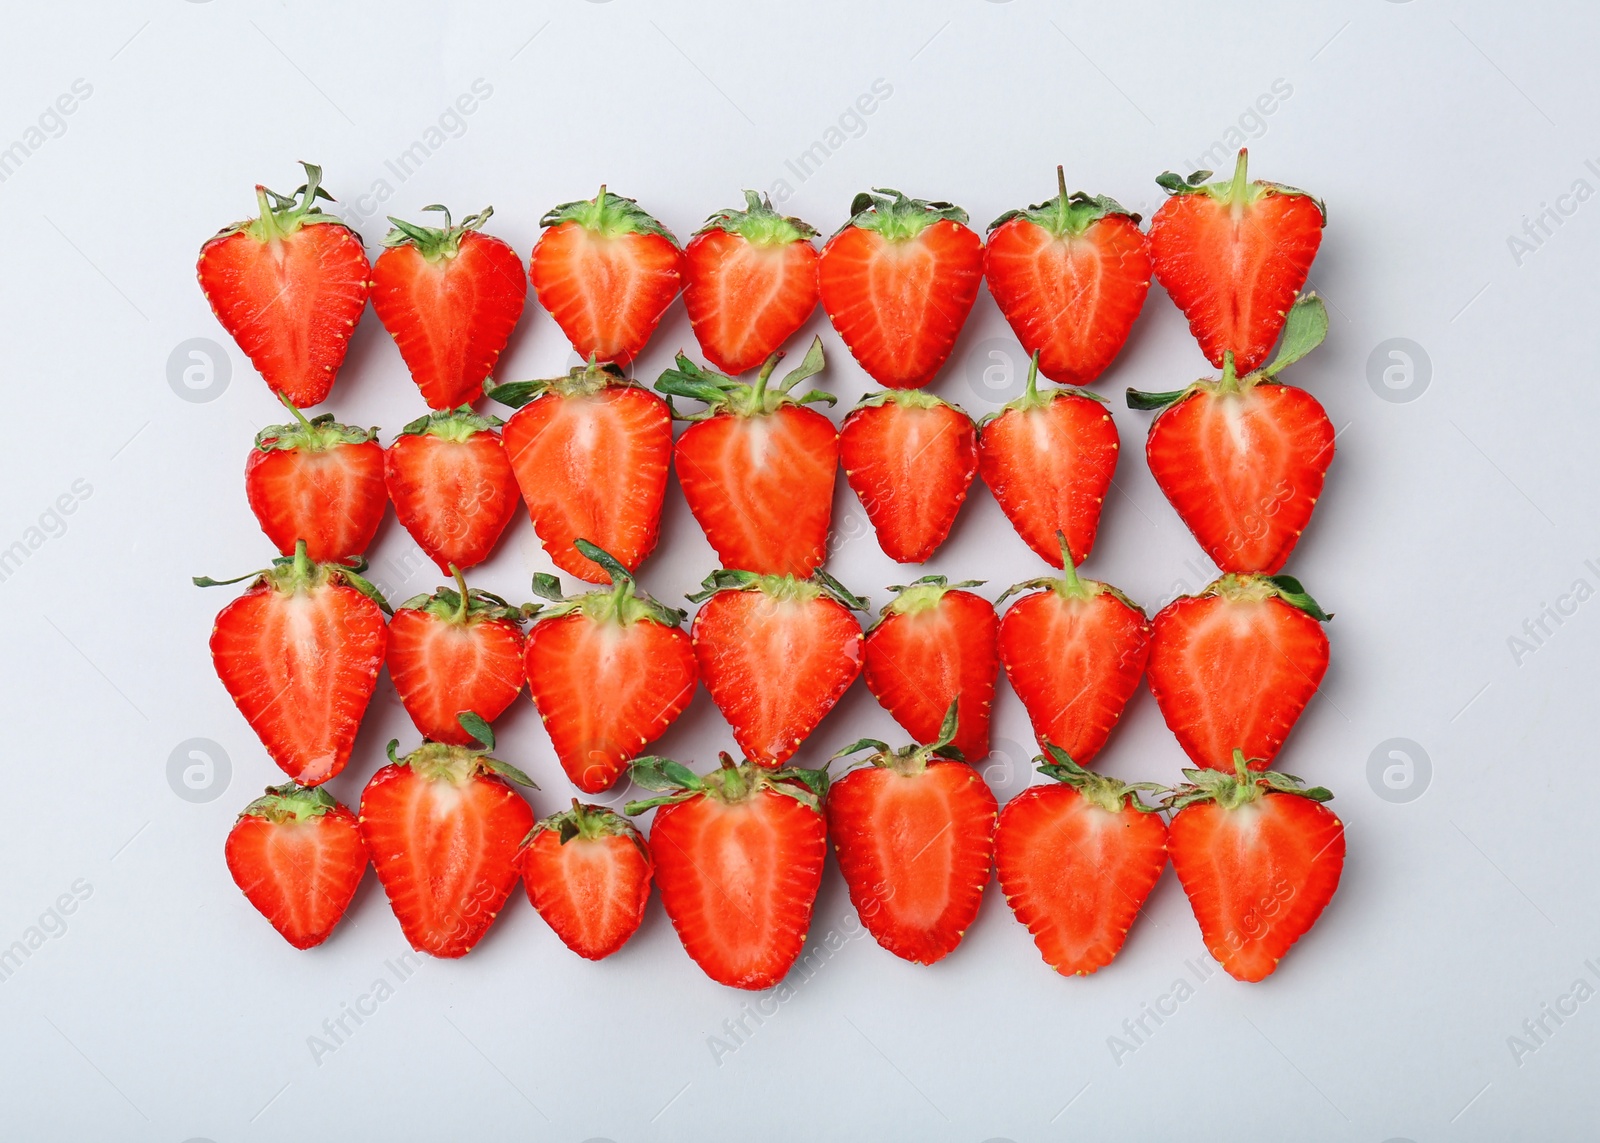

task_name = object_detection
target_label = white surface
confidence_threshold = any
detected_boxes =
[2,1,1595,1139]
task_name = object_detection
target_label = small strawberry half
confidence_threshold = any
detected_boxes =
[491,361,672,583]
[246,397,386,564]
[827,707,997,965]
[978,352,1120,568]
[225,783,368,950]
[995,745,1168,976]
[387,568,527,747]
[997,535,1151,765]
[518,800,653,961]
[524,541,698,793]
[684,191,821,375]
[839,389,978,563]
[1149,149,1325,374]
[197,162,371,407]
[819,189,983,389]
[372,204,527,409]
[863,576,999,760]
[1147,573,1331,772]
[196,542,389,786]
[984,168,1152,386]
[384,407,520,574]
[1166,751,1345,982]
[628,755,828,990]
[1129,294,1335,574]
[530,188,683,366]
[657,339,838,577]
[688,568,867,767]
[360,714,536,959]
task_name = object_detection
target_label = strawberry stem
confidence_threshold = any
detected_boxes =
[292,539,311,581]
[1218,351,1239,394]
[751,351,782,405]
[278,391,317,432]
[1055,531,1085,595]
[1023,351,1041,402]
[450,564,469,623]
[1229,148,1249,202]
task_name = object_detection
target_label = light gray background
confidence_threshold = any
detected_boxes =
[1,0,1592,1139]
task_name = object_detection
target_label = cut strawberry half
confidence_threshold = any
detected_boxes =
[245,397,386,564]
[518,800,652,961]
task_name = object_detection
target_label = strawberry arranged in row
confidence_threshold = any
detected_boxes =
[246,397,385,564]
[198,162,370,407]
[385,407,520,573]
[657,339,838,577]
[689,568,866,767]
[371,204,527,409]
[524,541,697,793]
[197,542,388,786]
[518,800,653,961]
[627,755,828,990]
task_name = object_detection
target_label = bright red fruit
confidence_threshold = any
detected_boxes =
[1147,573,1331,772]
[246,398,386,564]
[384,407,520,573]
[519,800,652,961]
[819,189,983,389]
[1149,150,1325,374]
[839,390,978,563]
[225,783,367,950]
[995,746,1168,975]
[657,340,838,577]
[530,188,683,366]
[494,361,672,583]
[198,543,388,786]
[684,192,820,375]
[197,162,370,407]
[629,756,827,990]
[863,577,999,761]
[978,353,1119,568]
[524,541,698,793]
[984,168,1152,386]
[689,569,866,767]
[1167,751,1345,982]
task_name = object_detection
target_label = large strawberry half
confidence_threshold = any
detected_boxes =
[984,168,1152,386]
[197,162,370,407]
[245,398,386,564]
[384,407,520,574]
[819,189,983,389]
[518,800,653,961]
[372,204,527,409]
[1149,149,1325,374]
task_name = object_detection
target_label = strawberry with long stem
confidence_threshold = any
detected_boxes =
[246,396,386,564]
[518,800,653,961]
[384,406,520,574]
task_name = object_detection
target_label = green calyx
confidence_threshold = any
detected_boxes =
[832,700,966,774]
[382,204,493,261]
[487,357,635,410]
[1195,572,1332,623]
[880,575,984,620]
[194,540,391,615]
[850,388,968,417]
[988,166,1140,236]
[996,532,1143,614]
[625,753,829,814]
[227,161,353,244]
[397,405,502,441]
[685,567,868,611]
[540,186,680,246]
[255,392,378,453]
[525,799,647,854]
[396,564,533,627]
[386,711,536,788]
[981,352,1106,428]
[655,336,834,417]
[1036,742,1165,813]
[528,539,685,629]
[696,190,818,245]
[837,188,969,241]
[1154,148,1326,223]
[238,782,340,824]
[1163,749,1333,812]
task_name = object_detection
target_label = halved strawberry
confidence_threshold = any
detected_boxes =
[657,339,838,577]
[197,162,370,407]
[387,569,526,746]
[984,168,1152,386]
[628,755,827,990]
[384,407,520,574]
[492,361,672,583]
[997,535,1150,765]
[1149,150,1325,373]
[524,541,698,793]
[838,389,978,563]
[225,783,367,950]
[688,569,866,767]
[245,398,386,564]
[827,708,997,964]
[359,715,535,959]
[371,204,527,409]
[819,189,983,389]
[1130,294,1335,574]
[978,353,1119,568]
[518,800,652,961]
[197,543,388,786]
[684,192,820,375]
[1166,751,1345,982]
[995,745,1167,975]
[530,188,683,366]
[1147,573,1331,772]
[862,577,999,760]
